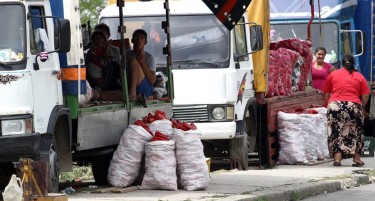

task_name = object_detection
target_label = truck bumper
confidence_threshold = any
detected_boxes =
[196,122,236,140]
[0,133,40,162]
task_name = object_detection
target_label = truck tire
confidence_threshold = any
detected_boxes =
[244,104,257,154]
[230,101,257,170]
[230,134,249,170]
[91,154,112,185]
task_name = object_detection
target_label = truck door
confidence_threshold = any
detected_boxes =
[29,6,61,132]
[233,17,254,119]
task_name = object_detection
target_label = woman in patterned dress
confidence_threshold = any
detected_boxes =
[322,55,370,167]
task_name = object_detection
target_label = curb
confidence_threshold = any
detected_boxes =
[216,174,372,201]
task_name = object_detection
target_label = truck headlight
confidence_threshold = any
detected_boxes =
[212,107,225,120]
[1,118,33,135]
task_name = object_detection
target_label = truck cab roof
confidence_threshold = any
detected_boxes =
[270,0,357,20]
[100,0,212,19]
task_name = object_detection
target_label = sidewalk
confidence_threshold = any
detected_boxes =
[68,157,375,201]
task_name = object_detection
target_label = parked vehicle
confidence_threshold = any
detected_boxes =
[0,0,173,192]
[270,0,375,133]
[99,0,319,170]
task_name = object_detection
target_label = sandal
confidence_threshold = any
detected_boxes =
[352,160,365,167]
[333,161,341,166]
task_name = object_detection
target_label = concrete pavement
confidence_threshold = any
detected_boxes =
[68,157,375,201]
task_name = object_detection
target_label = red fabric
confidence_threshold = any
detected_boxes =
[322,68,370,105]
[311,61,333,90]
[88,46,106,67]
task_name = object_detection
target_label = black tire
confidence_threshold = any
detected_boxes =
[91,154,112,185]
[230,134,249,170]
[230,101,257,170]
[244,105,257,153]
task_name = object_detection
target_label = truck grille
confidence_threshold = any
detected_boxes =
[172,105,209,122]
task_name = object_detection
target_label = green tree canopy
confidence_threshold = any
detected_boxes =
[80,0,106,27]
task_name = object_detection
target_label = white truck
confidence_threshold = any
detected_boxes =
[0,0,173,192]
[100,0,328,170]
[99,0,264,170]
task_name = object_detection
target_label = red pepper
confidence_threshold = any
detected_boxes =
[182,122,191,131]
[134,120,153,135]
[150,131,169,141]
[189,123,197,130]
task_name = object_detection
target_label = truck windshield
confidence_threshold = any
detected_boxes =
[0,4,26,70]
[270,22,339,64]
[101,15,230,69]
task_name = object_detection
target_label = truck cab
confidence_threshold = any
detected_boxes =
[0,0,72,192]
[0,0,174,192]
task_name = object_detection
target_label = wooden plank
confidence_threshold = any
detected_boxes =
[91,186,139,194]
[33,193,68,201]
[111,186,140,193]
[91,186,121,193]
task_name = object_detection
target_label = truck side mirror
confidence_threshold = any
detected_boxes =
[249,25,263,52]
[235,23,264,67]
[54,19,71,53]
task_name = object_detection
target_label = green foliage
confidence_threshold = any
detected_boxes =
[59,165,93,182]
[255,196,268,201]
[79,0,107,27]
[289,192,302,201]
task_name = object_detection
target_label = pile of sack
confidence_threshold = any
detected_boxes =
[267,38,313,98]
[277,107,329,165]
[107,110,209,191]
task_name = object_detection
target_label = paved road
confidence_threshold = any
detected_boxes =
[303,183,375,201]
[67,157,375,201]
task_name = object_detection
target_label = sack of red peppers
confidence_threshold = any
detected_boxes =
[132,110,204,191]
[134,110,198,141]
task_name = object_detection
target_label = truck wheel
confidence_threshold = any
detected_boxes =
[230,134,249,170]
[230,102,257,170]
[46,146,60,193]
[91,154,112,185]
[244,105,257,153]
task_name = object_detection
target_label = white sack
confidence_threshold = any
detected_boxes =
[149,119,172,136]
[171,128,209,191]
[306,108,329,159]
[141,140,177,190]
[277,111,307,164]
[300,114,317,162]
[107,125,153,187]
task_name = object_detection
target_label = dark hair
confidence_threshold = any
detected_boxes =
[341,54,356,74]
[315,47,327,54]
[91,31,106,42]
[95,23,110,36]
[132,29,148,41]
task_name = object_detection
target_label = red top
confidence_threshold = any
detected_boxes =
[311,62,333,90]
[322,68,370,105]
[88,46,106,67]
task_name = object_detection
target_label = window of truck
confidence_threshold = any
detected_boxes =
[0,3,26,70]
[340,22,353,56]
[233,17,248,61]
[29,6,49,54]
[101,14,230,69]
[270,22,339,64]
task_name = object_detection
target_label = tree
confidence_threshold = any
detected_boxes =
[79,0,107,27]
